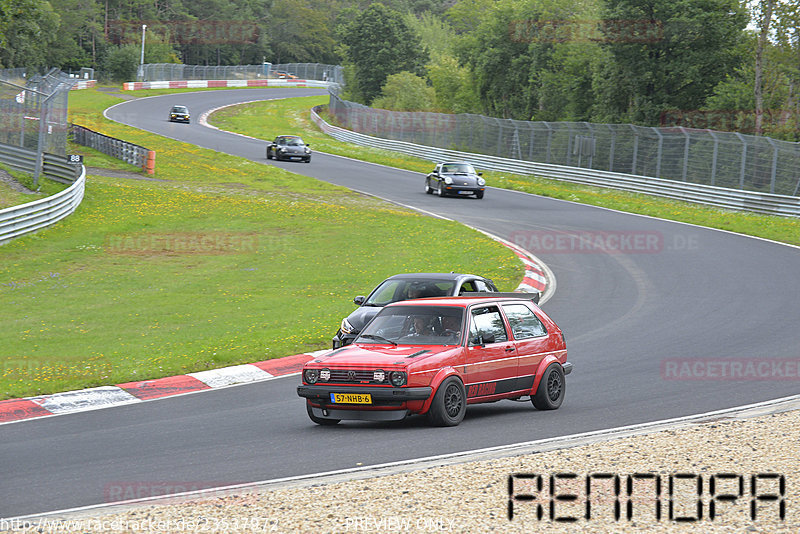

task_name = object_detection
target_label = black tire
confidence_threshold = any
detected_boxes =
[437,182,446,197]
[475,191,484,199]
[531,363,565,410]
[304,157,311,163]
[427,376,466,426]
[266,149,273,160]
[425,180,433,194]
[306,401,340,425]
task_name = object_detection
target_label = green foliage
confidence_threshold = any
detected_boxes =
[339,3,429,105]
[426,54,480,113]
[102,45,140,82]
[372,71,436,111]
[0,0,60,67]
[597,0,749,124]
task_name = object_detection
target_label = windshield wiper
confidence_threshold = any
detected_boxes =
[359,334,397,345]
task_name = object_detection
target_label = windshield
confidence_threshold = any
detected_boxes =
[356,305,465,346]
[172,106,188,112]
[364,279,456,306]
[283,137,304,146]
[441,163,475,174]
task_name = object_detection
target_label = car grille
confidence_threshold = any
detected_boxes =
[328,369,384,384]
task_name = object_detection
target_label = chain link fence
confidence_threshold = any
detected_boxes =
[138,63,343,84]
[328,94,800,197]
[0,68,76,184]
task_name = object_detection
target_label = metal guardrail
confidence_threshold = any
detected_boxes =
[70,124,155,174]
[0,142,81,183]
[310,106,800,217]
[0,164,86,245]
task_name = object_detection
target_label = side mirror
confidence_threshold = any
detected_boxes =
[470,333,495,347]
[478,172,483,176]
[306,144,311,147]
[353,295,365,306]
[532,292,540,304]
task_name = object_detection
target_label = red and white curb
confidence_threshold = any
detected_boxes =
[0,352,324,425]
[122,79,332,91]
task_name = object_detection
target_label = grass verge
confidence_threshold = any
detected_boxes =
[0,88,521,400]
[210,97,800,247]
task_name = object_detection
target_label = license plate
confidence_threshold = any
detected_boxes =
[458,190,472,194]
[330,392,372,404]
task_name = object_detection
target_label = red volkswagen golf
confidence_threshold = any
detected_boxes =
[297,294,571,426]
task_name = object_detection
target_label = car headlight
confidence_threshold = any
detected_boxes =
[279,147,286,152]
[389,371,407,387]
[340,317,357,334]
[478,178,486,186]
[443,176,453,185]
[304,369,320,384]
[304,147,311,153]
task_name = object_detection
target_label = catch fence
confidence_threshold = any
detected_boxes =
[327,94,800,198]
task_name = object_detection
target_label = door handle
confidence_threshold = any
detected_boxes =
[505,346,515,352]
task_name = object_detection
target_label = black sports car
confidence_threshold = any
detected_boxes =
[266,135,312,163]
[332,273,499,349]
[168,105,190,123]
[425,162,486,199]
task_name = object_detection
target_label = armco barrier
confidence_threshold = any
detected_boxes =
[310,107,800,217]
[122,79,336,91]
[0,142,80,184]
[70,124,155,174]
[0,164,86,245]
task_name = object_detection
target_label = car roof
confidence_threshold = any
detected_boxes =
[385,295,537,308]
[383,272,486,281]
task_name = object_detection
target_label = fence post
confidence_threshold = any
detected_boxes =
[709,130,719,186]
[681,127,690,181]
[735,132,747,189]
[630,125,639,175]
[767,137,778,194]
[654,128,663,178]
[607,124,615,172]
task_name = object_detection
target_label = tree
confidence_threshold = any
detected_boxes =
[339,3,428,104]
[0,0,60,67]
[597,0,749,124]
[753,0,777,135]
[372,71,435,110]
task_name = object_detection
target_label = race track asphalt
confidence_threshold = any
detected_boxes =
[2,88,799,517]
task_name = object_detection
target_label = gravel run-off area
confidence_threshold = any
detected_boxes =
[4,402,798,534]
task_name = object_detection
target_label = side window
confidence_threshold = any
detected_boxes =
[502,303,547,339]
[469,306,508,345]
[474,280,491,292]
[459,281,477,295]
[369,281,401,305]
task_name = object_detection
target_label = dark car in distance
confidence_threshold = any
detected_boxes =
[332,273,499,349]
[425,162,486,199]
[168,105,190,123]
[266,135,312,162]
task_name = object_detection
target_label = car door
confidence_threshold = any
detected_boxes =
[463,305,518,399]
[501,302,552,392]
